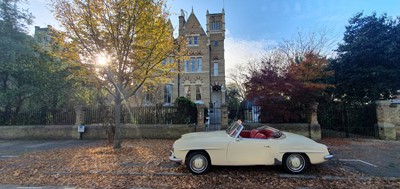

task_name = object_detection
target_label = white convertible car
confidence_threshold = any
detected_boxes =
[169,121,333,174]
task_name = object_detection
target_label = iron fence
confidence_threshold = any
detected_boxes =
[318,102,377,138]
[84,106,188,125]
[239,106,261,123]
[0,107,76,126]
[237,106,308,124]
[1,105,196,126]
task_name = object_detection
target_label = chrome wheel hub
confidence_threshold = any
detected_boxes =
[190,155,207,173]
[287,154,305,172]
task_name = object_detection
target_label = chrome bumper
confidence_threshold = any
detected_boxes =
[324,154,334,160]
[169,150,182,163]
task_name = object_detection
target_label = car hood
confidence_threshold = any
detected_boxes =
[283,132,314,141]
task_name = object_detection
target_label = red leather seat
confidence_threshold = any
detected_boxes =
[254,133,267,139]
[250,129,259,138]
[260,129,274,138]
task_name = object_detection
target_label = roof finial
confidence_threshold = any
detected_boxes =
[223,0,225,10]
[180,9,185,17]
[192,6,194,14]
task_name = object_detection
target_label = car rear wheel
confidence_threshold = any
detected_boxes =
[283,153,309,174]
[186,151,211,175]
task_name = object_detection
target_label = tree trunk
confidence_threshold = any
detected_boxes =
[113,83,122,149]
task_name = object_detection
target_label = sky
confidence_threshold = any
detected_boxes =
[23,0,400,73]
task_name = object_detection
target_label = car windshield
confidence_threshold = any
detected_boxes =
[226,122,243,138]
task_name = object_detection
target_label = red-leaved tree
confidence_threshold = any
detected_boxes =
[246,52,333,123]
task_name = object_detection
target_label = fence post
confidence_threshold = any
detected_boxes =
[310,102,319,125]
[375,100,397,140]
[74,105,85,125]
[196,104,205,131]
[73,105,85,140]
[221,104,229,130]
[309,102,321,140]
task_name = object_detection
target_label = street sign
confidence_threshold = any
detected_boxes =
[78,125,85,133]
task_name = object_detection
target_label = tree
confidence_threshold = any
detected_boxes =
[226,83,242,120]
[28,40,83,115]
[245,56,300,123]
[287,52,334,102]
[174,97,197,124]
[333,12,400,102]
[227,48,290,109]
[245,52,333,123]
[0,0,35,124]
[278,27,337,65]
[226,64,248,102]
[51,0,183,148]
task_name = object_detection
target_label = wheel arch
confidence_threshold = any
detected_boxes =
[283,152,310,162]
[185,150,211,164]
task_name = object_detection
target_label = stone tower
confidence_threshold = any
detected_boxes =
[172,8,226,109]
[206,9,226,109]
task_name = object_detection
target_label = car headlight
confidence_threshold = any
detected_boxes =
[327,147,333,155]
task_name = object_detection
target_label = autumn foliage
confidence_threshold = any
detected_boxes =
[51,0,185,148]
[246,52,333,123]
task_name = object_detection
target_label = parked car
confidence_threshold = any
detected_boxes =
[169,121,333,174]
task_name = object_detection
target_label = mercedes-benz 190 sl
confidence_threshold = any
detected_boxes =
[169,121,333,174]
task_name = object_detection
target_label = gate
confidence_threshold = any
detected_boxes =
[207,90,223,131]
[318,103,377,138]
[208,107,221,131]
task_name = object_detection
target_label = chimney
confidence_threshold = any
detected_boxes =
[179,9,186,36]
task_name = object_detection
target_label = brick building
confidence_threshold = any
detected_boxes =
[165,8,226,111]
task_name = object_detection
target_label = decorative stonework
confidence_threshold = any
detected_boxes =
[195,76,203,85]
[212,55,220,60]
[183,76,192,84]
[188,51,203,56]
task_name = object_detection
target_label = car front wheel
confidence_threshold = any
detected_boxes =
[283,153,309,174]
[186,151,211,175]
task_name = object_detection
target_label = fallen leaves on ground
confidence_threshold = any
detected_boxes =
[0,139,399,189]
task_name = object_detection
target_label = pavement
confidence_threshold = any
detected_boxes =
[0,140,98,160]
[325,138,400,178]
[0,138,399,188]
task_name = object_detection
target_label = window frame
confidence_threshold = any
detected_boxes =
[211,21,221,31]
[195,85,202,101]
[184,57,203,73]
[213,62,219,76]
[164,84,173,104]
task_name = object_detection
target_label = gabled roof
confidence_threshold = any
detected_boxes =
[183,10,206,35]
